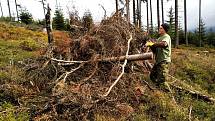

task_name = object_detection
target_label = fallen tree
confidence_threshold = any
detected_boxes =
[51,52,153,64]
[5,15,152,120]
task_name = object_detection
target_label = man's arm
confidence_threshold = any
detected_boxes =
[152,41,168,48]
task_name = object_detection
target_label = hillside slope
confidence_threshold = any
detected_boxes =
[0,22,215,121]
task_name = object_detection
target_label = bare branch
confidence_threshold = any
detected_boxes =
[102,33,133,97]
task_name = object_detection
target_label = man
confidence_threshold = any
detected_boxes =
[145,23,171,87]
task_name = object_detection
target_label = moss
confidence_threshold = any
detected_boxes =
[0,102,29,121]
[192,100,215,120]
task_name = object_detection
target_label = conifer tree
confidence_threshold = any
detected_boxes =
[52,9,65,30]
[20,9,33,24]
[166,6,175,40]
[196,19,206,46]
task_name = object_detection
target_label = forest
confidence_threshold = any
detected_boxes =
[0,0,215,121]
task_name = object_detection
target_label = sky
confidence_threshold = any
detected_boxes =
[0,0,215,31]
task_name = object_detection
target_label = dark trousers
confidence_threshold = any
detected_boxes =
[150,61,169,85]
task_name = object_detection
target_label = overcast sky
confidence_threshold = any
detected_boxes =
[0,0,215,30]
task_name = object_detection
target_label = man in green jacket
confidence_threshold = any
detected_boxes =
[145,23,171,87]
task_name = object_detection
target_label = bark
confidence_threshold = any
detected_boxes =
[157,0,160,32]
[7,0,11,20]
[138,0,142,28]
[15,0,19,21]
[136,0,140,27]
[125,0,130,24]
[51,52,153,64]
[99,52,153,62]
[116,0,119,16]
[161,0,164,23]
[133,0,136,25]
[41,0,46,17]
[184,0,188,45]
[45,4,53,44]
[175,0,179,47]
[149,0,153,34]
[199,0,202,47]
[146,0,149,33]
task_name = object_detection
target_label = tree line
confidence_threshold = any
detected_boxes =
[0,0,214,47]
[116,0,215,47]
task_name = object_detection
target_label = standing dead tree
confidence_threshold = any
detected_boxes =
[0,1,3,17]
[7,0,12,20]
[45,4,53,44]
[15,0,19,21]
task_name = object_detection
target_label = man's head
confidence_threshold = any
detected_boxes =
[159,23,169,35]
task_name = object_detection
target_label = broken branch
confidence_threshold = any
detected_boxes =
[102,34,133,97]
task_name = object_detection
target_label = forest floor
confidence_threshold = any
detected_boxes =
[0,22,215,121]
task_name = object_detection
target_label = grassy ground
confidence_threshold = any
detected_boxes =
[0,22,47,120]
[0,22,215,120]
[132,46,215,121]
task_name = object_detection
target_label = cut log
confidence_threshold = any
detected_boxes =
[51,52,153,64]
[97,52,153,62]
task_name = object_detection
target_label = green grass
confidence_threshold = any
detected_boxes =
[0,102,29,121]
[0,22,46,120]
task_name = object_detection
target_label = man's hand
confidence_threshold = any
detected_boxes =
[145,41,154,47]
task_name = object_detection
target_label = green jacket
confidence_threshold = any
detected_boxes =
[155,34,171,64]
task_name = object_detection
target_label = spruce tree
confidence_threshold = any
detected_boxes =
[52,9,65,30]
[166,6,175,42]
[196,19,206,46]
[20,9,33,24]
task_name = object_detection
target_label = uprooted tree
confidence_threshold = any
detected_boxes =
[0,14,152,120]
[1,10,214,120]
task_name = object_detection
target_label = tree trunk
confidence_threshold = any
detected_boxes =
[157,0,160,32]
[149,0,153,34]
[45,4,53,44]
[0,1,3,17]
[175,0,179,47]
[41,0,46,17]
[161,0,164,23]
[133,0,136,25]
[137,0,140,27]
[146,0,149,33]
[116,0,119,16]
[7,0,12,21]
[184,0,188,46]
[199,0,202,47]
[126,0,130,24]
[99,52,153,62]
[138,0,142,29]
[15,0,19,21]
[55,0,59,9]
[51,52,153,64]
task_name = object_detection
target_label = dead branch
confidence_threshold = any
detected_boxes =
[52,63,85,93]
[189,105,192,121]
[99,4,107,19]
[170,83,215,103]
[102,34,132,97]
